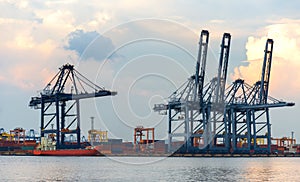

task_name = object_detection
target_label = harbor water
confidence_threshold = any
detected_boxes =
[1,156,299,181]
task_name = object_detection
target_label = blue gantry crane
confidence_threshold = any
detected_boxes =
[154,31,294,154]
[222,39,294,154]
[153,30,210,153]
[29,64,117,149]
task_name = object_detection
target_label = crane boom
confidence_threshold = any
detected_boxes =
[259,39,273,104]
[215,33,231,104]
[195,30,209,102]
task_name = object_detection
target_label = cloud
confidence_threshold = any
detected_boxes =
[0,0,42,23]
[0,45,74,91]
[231,19,300,99]
[86,11,112,28]
[0,20,76,91]
[0,2,80,91]
[65,29,116,61]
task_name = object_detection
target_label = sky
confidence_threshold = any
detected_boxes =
[0,0,300,142]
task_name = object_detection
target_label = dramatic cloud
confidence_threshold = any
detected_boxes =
[231,19,300,99]
[228,19,300,139]
[65,29,116,61]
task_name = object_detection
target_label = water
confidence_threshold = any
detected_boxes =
[0,156,299,181]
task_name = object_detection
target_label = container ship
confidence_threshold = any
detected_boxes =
[0,128,100,156]
[33,137,100,156]
[33,148,99,156]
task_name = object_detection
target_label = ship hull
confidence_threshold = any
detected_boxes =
[33,148,99,156]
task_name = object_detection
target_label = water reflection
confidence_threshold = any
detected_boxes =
[1,157,300,181]
[242,158,300,181]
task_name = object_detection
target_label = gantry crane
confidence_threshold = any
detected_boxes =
[222,39,294,154]
[29,64,117,149]
[202,33,231,151]
[153,30,210,152]
[154,31,294,154]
